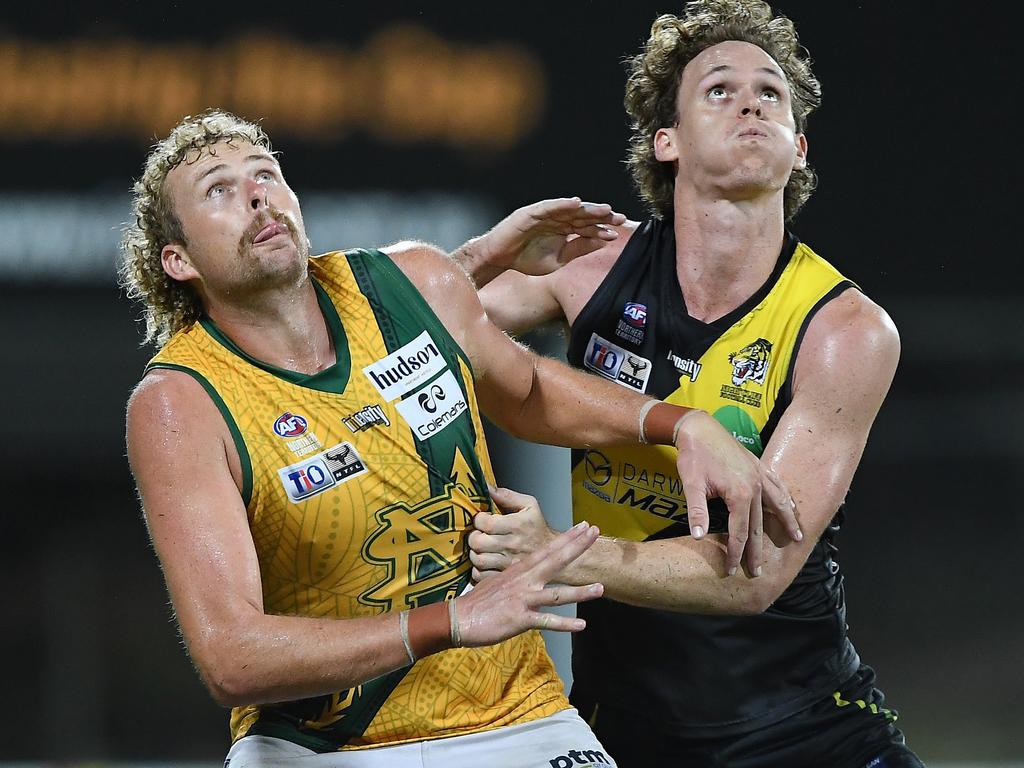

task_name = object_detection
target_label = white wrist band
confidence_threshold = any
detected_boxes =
[399,610,415,665]
[638,400,658,444]
[448,599,463,648]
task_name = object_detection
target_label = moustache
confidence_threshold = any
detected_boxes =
[241,210,297,247]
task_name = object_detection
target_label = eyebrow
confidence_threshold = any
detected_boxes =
[701,64,785,82]
[194,153,278,185]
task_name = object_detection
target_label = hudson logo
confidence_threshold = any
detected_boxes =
[278,441,368,502]
[395,370,468,441]
[273,411,308,437]
[363,331,447,402]
[342,404,390,433]
[583,333,651,392]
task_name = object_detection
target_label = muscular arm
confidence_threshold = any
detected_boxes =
[128,370,601,708]
[390,242,801,573]
[472,289,900,614]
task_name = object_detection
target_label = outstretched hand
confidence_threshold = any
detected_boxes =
[458,197,626,286]
[457,515,603,645]
[673,410,802,577]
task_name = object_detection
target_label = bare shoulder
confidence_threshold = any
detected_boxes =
[126,368,232,461]
[795,288,900,394]
[551,220,641,325]
[381,240,469,298]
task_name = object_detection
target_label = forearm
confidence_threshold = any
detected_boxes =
[189,604,450,707]
[563,535,778,615]
[492,355,691,448]
[451,235,503,288]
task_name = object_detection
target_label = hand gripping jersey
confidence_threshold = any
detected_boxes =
[566,218,863,735]
[148,249,567,751]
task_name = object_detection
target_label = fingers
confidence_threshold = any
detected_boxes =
[527,198,626,228]
[680,475,710,540]
[529,610,587,633]
[744,486,764,577]
[469,547,510,572]
[724,486,750,576]
[762,468,802,542]
[520,521,599,580]
[488,485,538,514]
[535,582,604,608]
[472,510,517,535]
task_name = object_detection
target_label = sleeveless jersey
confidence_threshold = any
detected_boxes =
[148,249,567,751]
[566,218,862,735]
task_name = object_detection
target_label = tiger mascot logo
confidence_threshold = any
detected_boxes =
[728,338,773,387]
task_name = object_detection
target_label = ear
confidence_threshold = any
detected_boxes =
[160,242,200,283]
[654,126,680,162]
[793,133,808,171]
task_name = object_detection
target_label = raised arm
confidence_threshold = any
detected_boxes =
[127,370,603,708]
[471,289,900,614]
[450,197,625,288]
[390,243,802,575]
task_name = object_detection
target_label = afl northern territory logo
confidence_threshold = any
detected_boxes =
[273,411,308,437]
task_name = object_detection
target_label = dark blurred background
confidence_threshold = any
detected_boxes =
[0,1,1017,763]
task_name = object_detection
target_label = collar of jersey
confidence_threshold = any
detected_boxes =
[198,277,352,395]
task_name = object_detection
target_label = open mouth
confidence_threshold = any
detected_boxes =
[253,221,290,244]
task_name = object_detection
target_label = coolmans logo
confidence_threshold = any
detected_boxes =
[728,338,773,387]
[394,369,468,442]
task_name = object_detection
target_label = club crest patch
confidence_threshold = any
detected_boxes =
[720,338,773,408]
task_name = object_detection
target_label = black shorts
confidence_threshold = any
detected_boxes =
[572,665,924,768]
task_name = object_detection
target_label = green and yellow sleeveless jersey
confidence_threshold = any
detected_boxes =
[148,249,567,751]
[566,220,863,734]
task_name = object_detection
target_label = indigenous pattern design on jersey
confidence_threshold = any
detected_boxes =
[567,218,862,735]
[148,249,567,752]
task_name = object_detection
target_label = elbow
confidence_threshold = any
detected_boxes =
[741,586,776,615]
[188,632,261,708]
[200,665,253,709]
[727,577,786,616]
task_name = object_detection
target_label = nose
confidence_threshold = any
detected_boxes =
[247,179,269,211]
[739,88,763,118]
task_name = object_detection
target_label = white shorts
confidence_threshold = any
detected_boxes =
[224,708,617,768]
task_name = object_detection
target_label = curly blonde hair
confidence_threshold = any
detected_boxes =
[120,110,272,347]
[624,0,822,221]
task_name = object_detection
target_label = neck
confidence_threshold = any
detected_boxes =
[672,189,787,322]
[204,276,335,375]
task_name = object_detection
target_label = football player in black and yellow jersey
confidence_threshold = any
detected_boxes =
[468,2,924,767]
[120,108,800,768]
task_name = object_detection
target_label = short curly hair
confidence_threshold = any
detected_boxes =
[624,0,822,221]
[120,109,272,347]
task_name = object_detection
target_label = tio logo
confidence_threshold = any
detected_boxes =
[283,458,336,501]
[587,343,620,374]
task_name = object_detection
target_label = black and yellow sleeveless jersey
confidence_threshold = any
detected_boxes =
[566,218,862,735]
[148,249,567,751]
